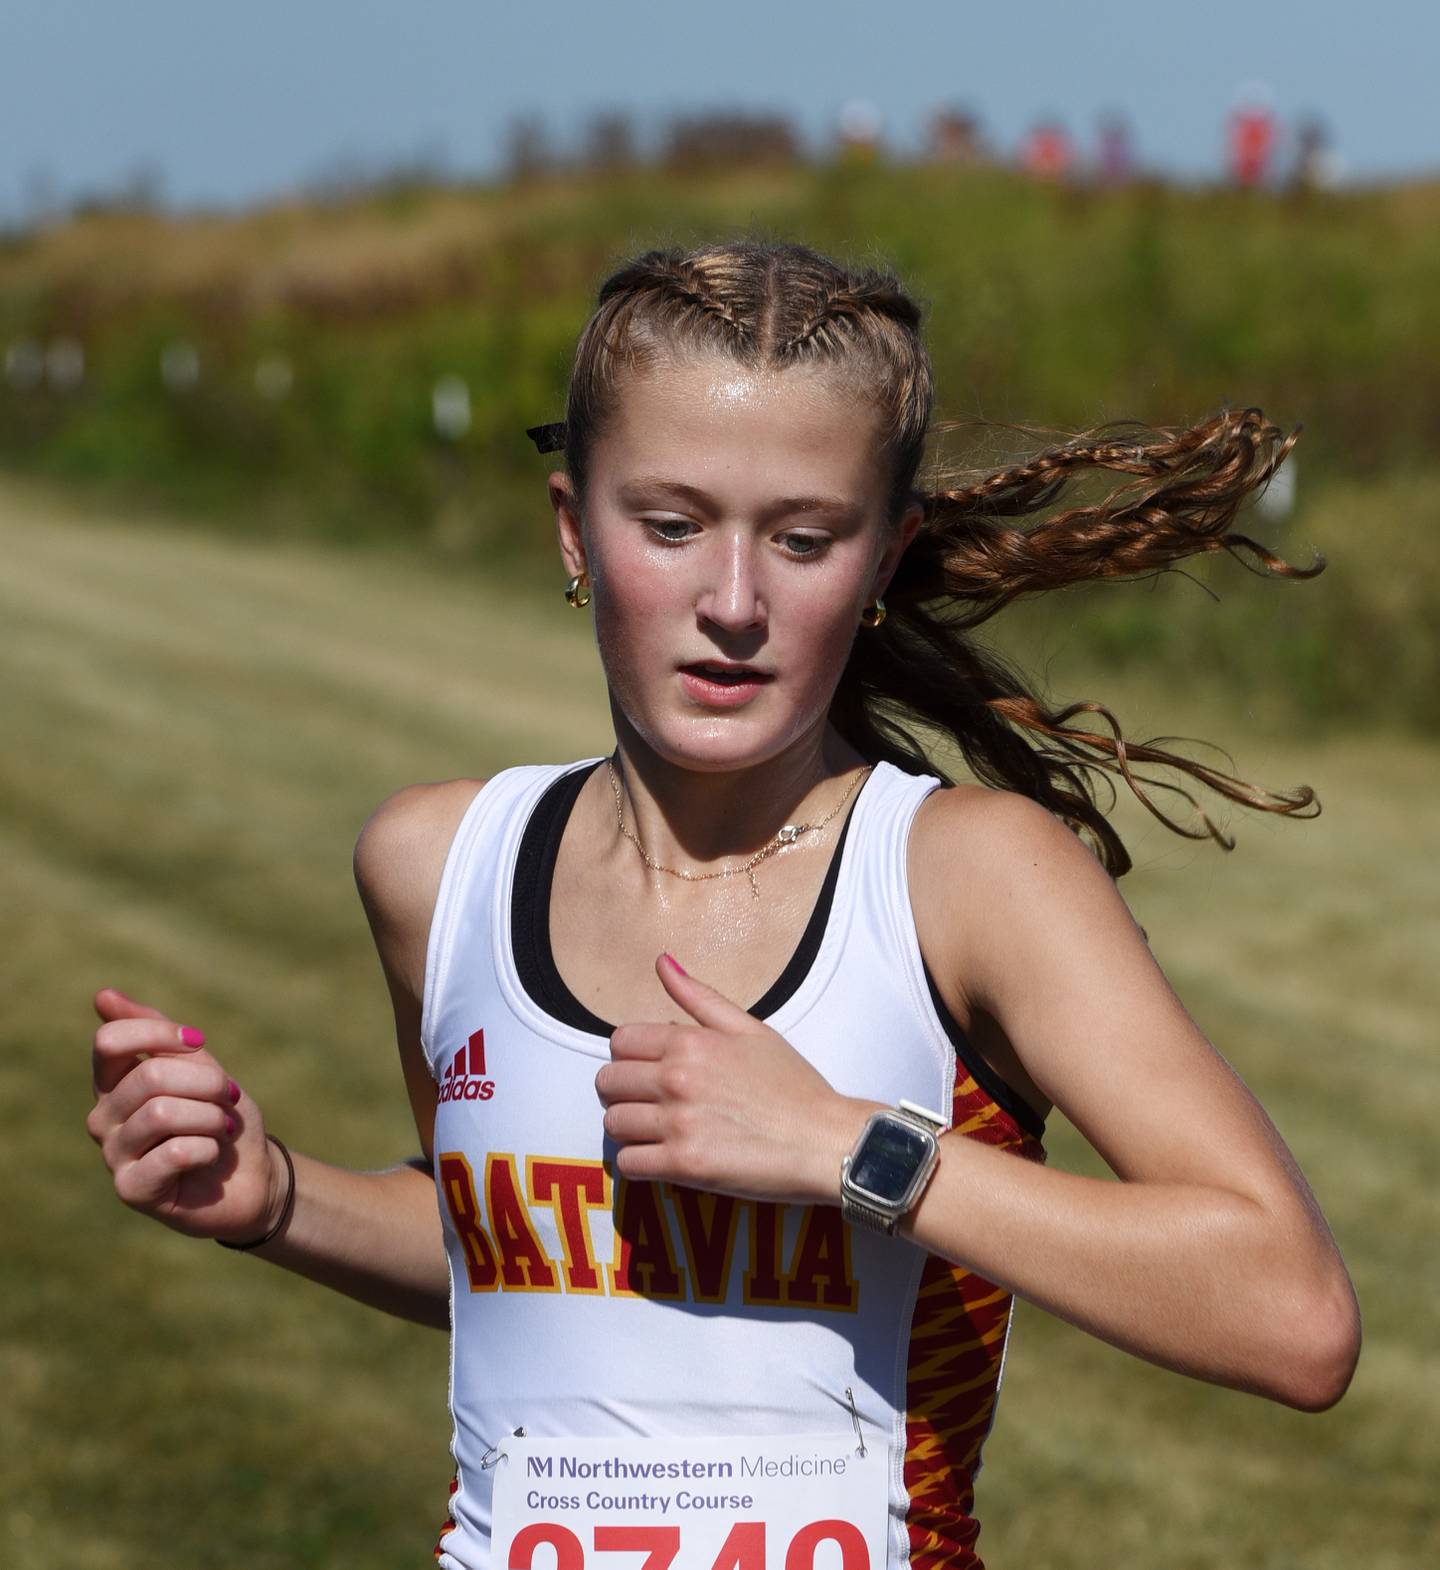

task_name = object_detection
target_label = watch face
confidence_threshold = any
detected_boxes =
[849,1118,933,1205]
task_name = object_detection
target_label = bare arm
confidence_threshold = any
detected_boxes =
[86,779,487,1332]
[896,786,1362,1410]
[240,1147,449,1328]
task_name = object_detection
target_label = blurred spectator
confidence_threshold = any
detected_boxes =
[1226,84,1278,187]
[927,107,987,166]
[583,111,639,175]
[662,112,800,172]
[1020,119,1075,181]
[1292,116,1344,191]
[836,99,883,164]
[504,113,555,183]
[1096,110,1136,186]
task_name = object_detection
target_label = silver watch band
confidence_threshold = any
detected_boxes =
[841,1193,903,1236]
[896,1099,947,1135]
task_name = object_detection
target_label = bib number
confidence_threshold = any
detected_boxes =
[491,1436,889,1570]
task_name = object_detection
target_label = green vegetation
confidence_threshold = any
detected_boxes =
[4,166,1438,733]
[3,486,1435,1568]
[7,168,1440,530]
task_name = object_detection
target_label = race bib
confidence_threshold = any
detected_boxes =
[491,1434,890,1570]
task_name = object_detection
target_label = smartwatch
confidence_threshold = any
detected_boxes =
[839,1099,948,1236]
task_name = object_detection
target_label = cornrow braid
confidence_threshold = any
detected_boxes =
[599,250,755,345]
[777,275,923,360]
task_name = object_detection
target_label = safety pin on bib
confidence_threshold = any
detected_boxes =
[479,1425,527,1470]
[844,1387,868,1458]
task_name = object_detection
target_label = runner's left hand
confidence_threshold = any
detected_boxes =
[595,953,877,1204]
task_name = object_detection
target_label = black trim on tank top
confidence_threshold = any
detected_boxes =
[921,963,1048,1139]
[511,761,862,1034]
[511,761,1047,1141]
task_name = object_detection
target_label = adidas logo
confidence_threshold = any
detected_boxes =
[439,1029,496,1103]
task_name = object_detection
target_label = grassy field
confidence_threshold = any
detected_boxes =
[2,478,1437,1568]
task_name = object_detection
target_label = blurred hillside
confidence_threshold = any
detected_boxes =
[3,162,1438,729]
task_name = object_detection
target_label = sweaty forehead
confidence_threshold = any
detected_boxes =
[595,356,887,503]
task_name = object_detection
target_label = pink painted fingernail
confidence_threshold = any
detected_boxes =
[180,1026,205,1047]
[227,1079,241,1105]
[663,953,687,976]
[224,1114,237,1136]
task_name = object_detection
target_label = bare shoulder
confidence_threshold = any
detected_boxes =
[909,779,1110,897]
[909,781,1148,1018]
[353,778,490,1002]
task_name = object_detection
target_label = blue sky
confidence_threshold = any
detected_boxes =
[2,0,1432,218]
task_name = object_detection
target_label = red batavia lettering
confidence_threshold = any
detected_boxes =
[744,1201,787,1303]
[437,1151,501,1291]
[668,1184,741,1303]
[440,1152,859,1310]
[609,1175,684,1299]
[785,1205,858,1311]
[529,1158,609,1293]
[487,1154,559,1291]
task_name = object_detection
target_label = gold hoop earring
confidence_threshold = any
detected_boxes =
[564,573,591,609]
[860,598,886,629]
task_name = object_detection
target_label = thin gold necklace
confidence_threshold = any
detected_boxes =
[605,754,870,899]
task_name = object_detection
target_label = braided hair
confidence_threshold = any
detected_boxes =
[557,240,1321,878]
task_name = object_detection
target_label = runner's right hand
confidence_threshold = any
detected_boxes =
[86,987,287,1243]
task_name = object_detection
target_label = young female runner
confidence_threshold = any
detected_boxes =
[86,240,1360,1570]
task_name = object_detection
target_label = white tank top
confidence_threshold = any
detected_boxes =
[422,759,1048,1570]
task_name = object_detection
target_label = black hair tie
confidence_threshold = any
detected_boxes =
[525,421,567,453]
[216,1134,296,1252]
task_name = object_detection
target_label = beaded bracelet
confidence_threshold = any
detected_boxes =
[216,1134,296,1252]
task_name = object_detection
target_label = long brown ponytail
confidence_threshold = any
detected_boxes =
[555,239,1323,878]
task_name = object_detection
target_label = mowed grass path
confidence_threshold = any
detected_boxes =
[2,478,1435,1568]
